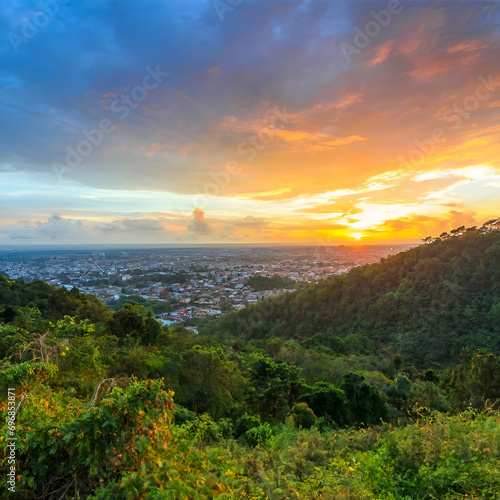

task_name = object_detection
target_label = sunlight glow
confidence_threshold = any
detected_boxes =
[349,233,365,240]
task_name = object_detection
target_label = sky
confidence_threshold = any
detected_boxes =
[1,0,500,245]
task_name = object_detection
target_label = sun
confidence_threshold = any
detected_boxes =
[349,233,365,240]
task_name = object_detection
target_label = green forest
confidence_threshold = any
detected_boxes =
[245,275,297,292]
[1,228,500,499]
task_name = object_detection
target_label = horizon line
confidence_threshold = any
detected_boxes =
[0,242,419,249]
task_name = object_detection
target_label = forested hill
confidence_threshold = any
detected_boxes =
[204,227,500,366]
[1,227,500,498]
[0,276,111,325]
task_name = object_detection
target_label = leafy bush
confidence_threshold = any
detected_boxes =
[246,422,273,447]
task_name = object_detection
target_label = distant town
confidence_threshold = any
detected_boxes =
[0,245,412,330]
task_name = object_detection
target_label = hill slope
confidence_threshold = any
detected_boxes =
[1,229,500,498]
[0,276,111,324]
[204,229,500,366]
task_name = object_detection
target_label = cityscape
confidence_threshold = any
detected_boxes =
[0,244,411,328]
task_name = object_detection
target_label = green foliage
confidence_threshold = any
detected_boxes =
[245,275,296,291]
[410,381,451,413]
[182,412,222,446]
[1,228,500,497]
[235,412,262,437]
[178,345,244,419]
[440,350,500,410]
[247,354,304,422]
[203,230,500,367]
[219,300,234,313]
[110,302,161,344]
[0,276,111,324]
[52,315,102,338]
[340,373,388,427]
[107,294,174,314]
[289,402,317,429]
[0,324,29,359]
[1,379,176,498]
[358,412,500,499]
[245,422,273,447]
[0,360,58,389]
[300,381,347,426]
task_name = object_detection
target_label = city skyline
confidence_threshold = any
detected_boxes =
[1,0,500,245]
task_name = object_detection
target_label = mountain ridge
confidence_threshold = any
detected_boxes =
[203,223,500,367]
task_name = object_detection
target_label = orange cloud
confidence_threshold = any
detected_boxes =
[368,40,394,67]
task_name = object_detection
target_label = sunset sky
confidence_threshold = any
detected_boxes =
[1,0,500,245]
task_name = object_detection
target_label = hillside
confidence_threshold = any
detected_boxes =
[0,277,111,325]
[1,227,500,498]
[203,227,500,366]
